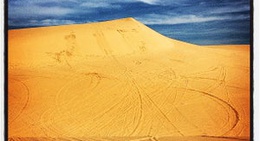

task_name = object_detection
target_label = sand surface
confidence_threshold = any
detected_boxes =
[8,18,250,141]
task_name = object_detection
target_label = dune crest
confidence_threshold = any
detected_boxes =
[8,18,250,140]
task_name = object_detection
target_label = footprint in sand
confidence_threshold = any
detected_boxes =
[64,32,77,57]
[46,32,78,67]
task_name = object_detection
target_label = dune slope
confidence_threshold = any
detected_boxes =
[8,18,250,140]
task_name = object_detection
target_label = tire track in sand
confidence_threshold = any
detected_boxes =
[184,88,240,135]
[130,73,184,136]
[9,78,30,124]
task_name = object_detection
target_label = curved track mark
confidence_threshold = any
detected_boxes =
[132,76,184,136]
[186,88,239,135]
[9,78,30,124]
[128,78,143,136]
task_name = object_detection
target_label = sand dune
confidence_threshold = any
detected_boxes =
[8,18,250,140]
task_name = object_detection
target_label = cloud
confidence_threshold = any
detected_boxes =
[80,0,161,7]
[135,0,198,6]
[9,5,75,18]
[136,0,159,5]
[80,2,111,8]
[137,14,227,25]
[7,0,250,45]
[9,19,76,27]
[8,0,250,28]
[29,19,76,26]
[209,5,250,14]
[80,1,121,9]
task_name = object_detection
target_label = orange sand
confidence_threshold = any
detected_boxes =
[8,18,250,141]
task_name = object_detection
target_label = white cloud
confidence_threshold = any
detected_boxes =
[8,0,178,20]
[136,0,159,5]
[79,0,165,6]
[80,2,111,8]
[30,19,76,26]
[137,14,227,25]
[11,0,78,5]
[80,1,121,8]
[8,19,76,27]
[209,5,250,14]
[135,0,189,5]
[8,0,250,28]
[9,5,75,18]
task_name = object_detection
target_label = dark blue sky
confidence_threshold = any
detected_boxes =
[8,0,251,45]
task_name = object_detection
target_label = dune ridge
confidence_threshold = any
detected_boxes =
[8,17,250,141]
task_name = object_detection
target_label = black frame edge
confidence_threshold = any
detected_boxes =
[250,0,254,141]
[4,0,8,140]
